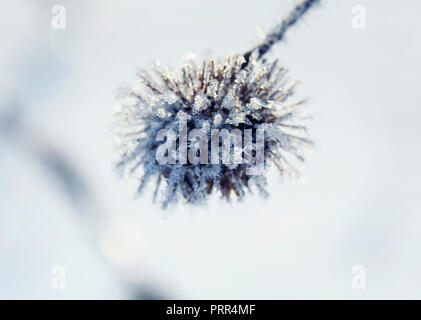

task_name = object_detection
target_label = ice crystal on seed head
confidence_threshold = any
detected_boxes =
[113,52,312,208]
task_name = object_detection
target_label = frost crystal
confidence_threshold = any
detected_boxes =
[113,53,312,208]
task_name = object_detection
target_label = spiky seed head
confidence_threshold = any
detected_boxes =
[113,51,312,208]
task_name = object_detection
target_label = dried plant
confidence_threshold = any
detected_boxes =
[113,0,319,208]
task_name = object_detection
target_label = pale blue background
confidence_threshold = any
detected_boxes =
[1,0,420,299]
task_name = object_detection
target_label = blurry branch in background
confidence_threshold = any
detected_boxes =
[0,104,90,206]
[0,103,165,299]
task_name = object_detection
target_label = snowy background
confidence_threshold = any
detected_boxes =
[1,0,420,299]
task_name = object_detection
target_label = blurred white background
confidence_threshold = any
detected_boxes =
[1,0,420,299]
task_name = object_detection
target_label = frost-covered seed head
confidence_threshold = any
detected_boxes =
[113,51,312,208]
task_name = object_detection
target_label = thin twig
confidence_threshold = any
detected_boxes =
[243,0,320,66]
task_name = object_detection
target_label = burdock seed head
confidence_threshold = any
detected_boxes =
[113,0,319,208]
